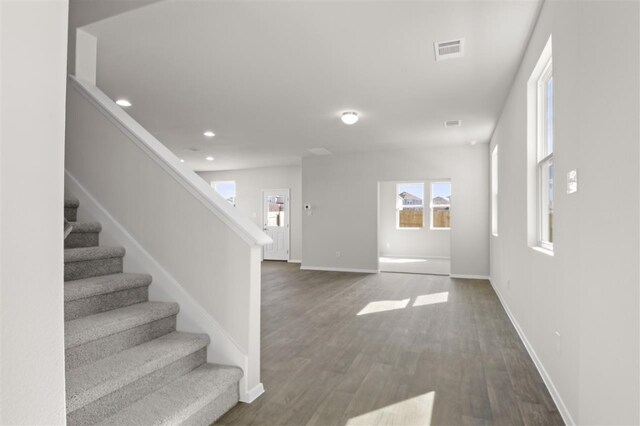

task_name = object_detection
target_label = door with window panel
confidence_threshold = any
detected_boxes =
[262,189,290,260]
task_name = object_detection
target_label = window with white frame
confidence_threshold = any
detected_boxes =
[491,146,499,236]
[528,36,553,251]
[396,183,424,228]
[211,181,236,206]
[430,182,451,229]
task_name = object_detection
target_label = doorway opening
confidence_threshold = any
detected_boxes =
[262,188,290,261]
[377,180,451,275]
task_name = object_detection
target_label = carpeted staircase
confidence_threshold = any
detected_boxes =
[64,197,242,425]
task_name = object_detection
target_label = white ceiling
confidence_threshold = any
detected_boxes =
[84,0,541,171]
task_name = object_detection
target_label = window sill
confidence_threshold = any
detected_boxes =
[531,246,554,257]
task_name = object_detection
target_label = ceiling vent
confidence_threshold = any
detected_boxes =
[434,38,465,61]
[444,120,462,128]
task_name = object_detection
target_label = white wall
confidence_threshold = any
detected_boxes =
[198,166,302,262]
[302,146,488,275]
[489,1,639,424]
[0,0,69,423]
[67,0,160,75]
[378,180,450,258]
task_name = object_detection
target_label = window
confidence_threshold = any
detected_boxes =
[537,59,553,248]
[528,36,553,252]
[396,183,424,228]
[491,146,498,236]
[266,195,286,227]
[431,182,451,229]
[211,181,236,206]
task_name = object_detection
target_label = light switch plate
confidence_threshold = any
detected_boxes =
[567,169,578,194]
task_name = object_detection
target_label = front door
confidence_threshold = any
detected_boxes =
[262,189,289,261]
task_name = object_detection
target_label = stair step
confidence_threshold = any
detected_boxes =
[65,221,102,249]
[64,246,125,263]
[65,273,152,321]
[66,332,210,425]
[61,195,240,422]
[67,221,102,233]
[99,363,243,425]
[65,197,80,221]
[65,302,179,370]
[65,197,80,208]
[64,246,126,281]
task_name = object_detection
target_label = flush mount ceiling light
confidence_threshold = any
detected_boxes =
[341,111,359,125]
[205,156,214,161]
[203,131,215,138]
[308,147,333,156]
[115,99,132,107]
[180,159,185,163]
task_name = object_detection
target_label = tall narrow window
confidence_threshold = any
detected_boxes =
[431,182,451,230]
[397,183,424,228]
[528,36,553,252]
[491,146,499,236]
[211,181,236,206]
[537,51,553,249]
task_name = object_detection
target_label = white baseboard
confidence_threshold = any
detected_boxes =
[449,274,491,280]
[241,383,265,403]
[287,259,302,264]
[66,171,258,402]
[300,265,378,274]
[489,278,575,426]
[380,255,451,260]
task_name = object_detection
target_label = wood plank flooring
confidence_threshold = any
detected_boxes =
[217,262,564,426]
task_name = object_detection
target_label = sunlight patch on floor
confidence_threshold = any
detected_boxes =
[413,291,449,307]
[357,299,410,315]
[345,391,435,426]
[379,257,450,275]
[357,292,449,316]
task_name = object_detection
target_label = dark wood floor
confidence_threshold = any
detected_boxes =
[217,262,564,426]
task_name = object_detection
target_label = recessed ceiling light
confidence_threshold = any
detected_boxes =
[180,159,185,163]
[203,131,215,138]
[444,119,462,128]
[341,111,359,125]
[116,99,132,107]
[205,156,214,161]
[470,140,477,146]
